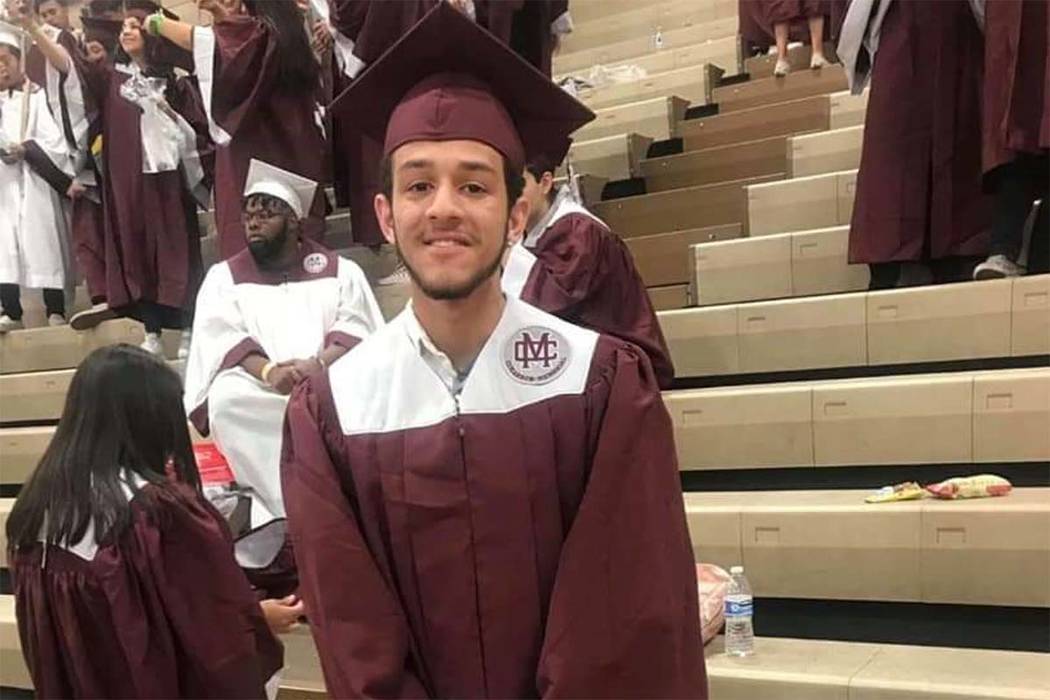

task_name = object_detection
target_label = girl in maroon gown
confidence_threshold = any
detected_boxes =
[6,344,281,699]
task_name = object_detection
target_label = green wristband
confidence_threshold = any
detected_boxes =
[147,13,164,36]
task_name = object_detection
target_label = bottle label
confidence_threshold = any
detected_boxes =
[725,599,753,617]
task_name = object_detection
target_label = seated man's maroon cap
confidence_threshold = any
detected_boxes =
[330,2,594,173]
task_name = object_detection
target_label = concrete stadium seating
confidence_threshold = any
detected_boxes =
[558,0,736,56]
[658,276,1050,377]
[747,169,857,236]
[555,16,740,76]
[640,135,789,192]
[648,284,691,311]
[626,224,743,288]
[743,42,839,79]
[712,65,849,113]
[592,175,778,238]
[578,64,715,112]
[563,133,654,182]
[0,320,178,375]
[689,226,869,306]
[574,95,689,142]
[788,125,864,178]
[666,367,1050,470]
[570,34,741,84]
[686,488,1050,606]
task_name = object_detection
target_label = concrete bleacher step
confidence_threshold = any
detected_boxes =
[575,95,689,143]
[647,284,691,311]
[685,487,1050,606]
[677,90,868,152]
[627,223,743,288]
[640,135,789,192]
[788,124,864,178]
[689,225,869,306]
[0,319,179,375]
[1,427,59,489]
[667,367,1050,470]
[578,63,717,112]
[747,168,857,236]
[658,276,1050,377]
[743,42,839,79]
[555,15,739,76]
[2,593,1047,700]
[567,34,741,88]
[562,132,653,182]
[559,0,735,56]
[712,64,849,113]
[593,174,779,238]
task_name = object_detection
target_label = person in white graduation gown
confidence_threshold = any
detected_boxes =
[183,158,383,598]
[0,20,73,332]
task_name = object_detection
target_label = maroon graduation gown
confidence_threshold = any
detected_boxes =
[11,482,282,699]
[738,0,843,52]
[281,299,706,698]
[981,0,1049,177]
[848,0,990,264]
[506,198,675,389]
[79,62,212,316]
[207,16,329,259]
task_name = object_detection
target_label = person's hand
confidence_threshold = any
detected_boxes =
[67,180,86,199]
[197,0,232,22]
[260,595,305,635]
[288,357,323,380]
[266,363,302,395]
[311,19,332,55]
[0,144,25,165]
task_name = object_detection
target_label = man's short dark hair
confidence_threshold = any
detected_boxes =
[525,161,558,205]
[379,152,525,207]
[34,0,72,11]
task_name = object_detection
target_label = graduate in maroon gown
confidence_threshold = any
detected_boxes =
[973,0,1049,279]
[281,6,707,698]
[22,2,214,354]
[7,344,282,699]
[150,0,329,260]
[503,142,675,388]
[738,0,830,75]
[845,0,990,288]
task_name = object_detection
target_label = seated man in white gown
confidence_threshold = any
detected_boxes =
[184,158,383,600]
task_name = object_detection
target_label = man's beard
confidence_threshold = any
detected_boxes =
[247,222,289,266]
[395,227,507,301]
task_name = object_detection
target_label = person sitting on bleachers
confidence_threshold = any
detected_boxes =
[6,344,282,698]
[502,143,676,388]
[183,159,383,602]
[0,20,73,333]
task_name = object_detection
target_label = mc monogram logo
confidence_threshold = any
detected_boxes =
[503,326,570,385]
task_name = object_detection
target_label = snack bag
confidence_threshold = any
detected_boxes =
[697,563,732,645]
[865,481,925,504]
[925,474,1013,500]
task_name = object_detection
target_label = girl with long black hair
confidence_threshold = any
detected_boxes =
[149,0,330,260]
[6,344,281,698]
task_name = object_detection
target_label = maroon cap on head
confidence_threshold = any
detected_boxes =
[330,2,593,173]
[81,15,122,47]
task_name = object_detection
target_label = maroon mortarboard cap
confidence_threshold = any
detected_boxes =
[81,15,121,47]
[330,2,594,173]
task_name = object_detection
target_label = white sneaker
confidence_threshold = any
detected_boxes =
[70,302,117,331]
[140,332,164,356]
[377,263,411,286]
[0,314,24,333]
[974,254,1025,280]
[177,331,192,360]
[773,58,791,77]
[48,314,67,327]
[810,54,828,70]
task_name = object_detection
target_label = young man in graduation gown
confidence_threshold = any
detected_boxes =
[842,0,990,288]
[184,159,383,600]
[503,146,675,388]
[147,0,329,260]
[0,21,74,332]
[281,6,707,698]
[973,0,1049,279]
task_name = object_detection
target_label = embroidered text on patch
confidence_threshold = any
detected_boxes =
[502,326,570,385]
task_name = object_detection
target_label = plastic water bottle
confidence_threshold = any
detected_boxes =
[724,566,754,656]
[652,26,664,51]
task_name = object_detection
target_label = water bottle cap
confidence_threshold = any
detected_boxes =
[730,566,743,575]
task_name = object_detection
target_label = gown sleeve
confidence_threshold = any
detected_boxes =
[535,342,708,699]
[138,485,284,699]
[205,16,284,138]
[281,374,431,699]
[326,259,385,350]
[527,216,677,388]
